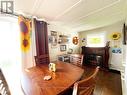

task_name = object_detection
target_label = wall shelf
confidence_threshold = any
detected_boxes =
[58,35,70,44]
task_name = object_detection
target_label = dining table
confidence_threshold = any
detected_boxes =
[21,61,84,95]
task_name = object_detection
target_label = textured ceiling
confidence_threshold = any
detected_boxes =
[14,0,127,31]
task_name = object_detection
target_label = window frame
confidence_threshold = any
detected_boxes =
[86,33,106,47]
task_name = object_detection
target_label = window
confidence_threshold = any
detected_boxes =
[86,33,105,47]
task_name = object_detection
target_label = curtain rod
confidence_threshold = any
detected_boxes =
[0,9,49,24]
[3,12,32,19]
[0,7,32,19]
[7,12,49,24]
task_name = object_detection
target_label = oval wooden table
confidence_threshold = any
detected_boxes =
[21,61,84,95]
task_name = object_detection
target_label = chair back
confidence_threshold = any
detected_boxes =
[72,66,100,95]
[0,68,11,95]
[70,54,84,67]
[35,54,50,64]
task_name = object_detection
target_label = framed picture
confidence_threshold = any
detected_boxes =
[112,48,121,54]
[48,36,53,43]
[50,31,57,48]
[60,45,66,51]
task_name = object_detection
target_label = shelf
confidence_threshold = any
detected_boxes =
[59,35,68,37]
[58,35,69,44]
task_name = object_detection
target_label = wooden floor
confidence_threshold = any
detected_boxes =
[81,66,122,95]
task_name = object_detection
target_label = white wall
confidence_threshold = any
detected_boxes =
[125,19,127,92]
[121,19,127,95]
[78,21,123,71]
[48,24,79,62]
[121,45,127,95]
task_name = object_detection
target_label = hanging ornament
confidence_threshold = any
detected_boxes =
[73,36,78,45]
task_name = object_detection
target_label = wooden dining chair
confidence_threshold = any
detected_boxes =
[72,66,100,95]
[70,54,84,67]
[0,68,11,95]
[35,54,50,64]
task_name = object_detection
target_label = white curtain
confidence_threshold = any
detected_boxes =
[0,16,24,95]
[0,16,21,70]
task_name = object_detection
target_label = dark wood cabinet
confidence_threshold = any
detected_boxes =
[82,46,109,69]
[34,19,49,64]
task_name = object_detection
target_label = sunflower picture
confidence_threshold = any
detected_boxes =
[21,35,31,52]
[111,32,121,40]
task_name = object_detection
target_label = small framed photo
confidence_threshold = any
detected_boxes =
[60,45,66,51]
[51,31,57,48]
[48,36,53,43]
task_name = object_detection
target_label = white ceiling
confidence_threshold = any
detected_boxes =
[14,0,127,32]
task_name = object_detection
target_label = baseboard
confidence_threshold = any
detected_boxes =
[109,69,120,74]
